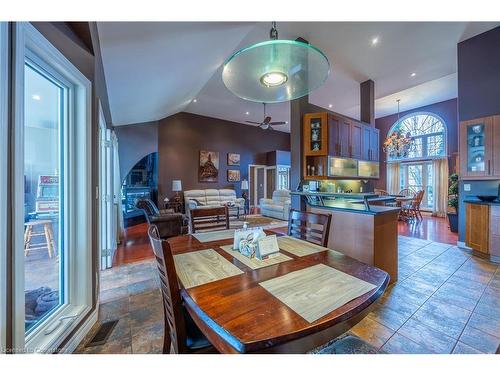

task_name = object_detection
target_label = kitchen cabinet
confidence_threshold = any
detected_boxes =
[369,127,380,161]
[465,202,500,258]
[303,113,328,156]
[351,122,363,160]
[460,115,500,179]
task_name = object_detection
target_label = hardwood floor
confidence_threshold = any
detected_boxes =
[397,213,458,245]
[112,214,458,267]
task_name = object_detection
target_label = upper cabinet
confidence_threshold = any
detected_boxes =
[460,115,500,179]
[303,113,328,156]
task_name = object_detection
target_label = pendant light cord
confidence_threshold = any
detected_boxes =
[270,22,278,40]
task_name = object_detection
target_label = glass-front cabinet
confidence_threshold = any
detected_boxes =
[460,116,499,179]
[303,112,328,156]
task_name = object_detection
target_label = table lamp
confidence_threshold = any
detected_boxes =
[241,179,249,199]
[172,179,182,202]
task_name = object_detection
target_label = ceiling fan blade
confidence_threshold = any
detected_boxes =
[245,121,262,125]
[269,121,287,125]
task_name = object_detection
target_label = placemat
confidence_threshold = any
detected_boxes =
[174,248,243,289]
[277,236,328,257]
[259,263,376,323]
[219,245,293,270]
[192,229,235,243]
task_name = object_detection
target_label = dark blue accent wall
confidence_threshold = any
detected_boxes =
[457,27,500,241]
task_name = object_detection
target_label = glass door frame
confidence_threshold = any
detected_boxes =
[400,160,433,210]
[11,22,93,353]
[0,21,8,351]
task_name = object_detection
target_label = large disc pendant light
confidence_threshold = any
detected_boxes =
[222,22,330,103]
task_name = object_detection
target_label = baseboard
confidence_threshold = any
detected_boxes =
[60,308,98,353]
[457,241,471,250]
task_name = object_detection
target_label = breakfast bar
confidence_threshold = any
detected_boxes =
[291,191,400,282]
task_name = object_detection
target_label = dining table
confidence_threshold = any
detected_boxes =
[168,229,390,353]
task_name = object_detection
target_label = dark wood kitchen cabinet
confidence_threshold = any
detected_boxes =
[328,115,351,158]
[351,122,363,160]
[362,125,380,162]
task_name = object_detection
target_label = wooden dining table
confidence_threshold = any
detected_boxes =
[168,230,390,353]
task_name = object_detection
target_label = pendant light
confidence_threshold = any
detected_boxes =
[222,22,330,103]
[383,99,414,159]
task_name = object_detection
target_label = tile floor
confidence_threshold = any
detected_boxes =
[76,235,500,354]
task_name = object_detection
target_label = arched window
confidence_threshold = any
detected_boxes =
[387,112,447,161]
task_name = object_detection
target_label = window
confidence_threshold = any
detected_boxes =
[388,112,447,211]
[12,23,93,353]
[388,113,446,161]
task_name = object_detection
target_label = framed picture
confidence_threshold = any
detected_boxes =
[227,169,241,182]
[227,153,240,166]
[199,150,219,182]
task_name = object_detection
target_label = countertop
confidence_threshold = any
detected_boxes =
[306,200,400,216]
[464,198,500,206]
[291,191,378,198]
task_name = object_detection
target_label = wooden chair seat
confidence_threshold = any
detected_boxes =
[287,209,332,247]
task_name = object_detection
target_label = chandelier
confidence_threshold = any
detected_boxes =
[222,22,330,103]
[383,99,414,159]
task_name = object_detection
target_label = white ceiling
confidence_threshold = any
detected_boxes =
[98,21,500,131]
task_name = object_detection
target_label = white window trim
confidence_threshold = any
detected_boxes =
[12,22,92,353]
[387,111,448,162]
[0,21,8,352]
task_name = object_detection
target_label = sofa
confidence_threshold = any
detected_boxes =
[184,189,245,219]
[259,190,291,221]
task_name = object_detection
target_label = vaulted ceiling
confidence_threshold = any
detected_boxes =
[98,22,499,131]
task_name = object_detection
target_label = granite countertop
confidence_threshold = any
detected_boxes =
[291,191,378,198]
[464,198,500,206]
[307,200,401,216]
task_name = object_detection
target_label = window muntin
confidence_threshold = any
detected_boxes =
[388,113,446,161]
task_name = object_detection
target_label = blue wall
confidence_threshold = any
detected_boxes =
[457,27,500,241]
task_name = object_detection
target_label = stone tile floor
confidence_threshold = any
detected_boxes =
[76,235,500,354]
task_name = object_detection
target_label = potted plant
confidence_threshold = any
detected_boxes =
[447,173,459,233]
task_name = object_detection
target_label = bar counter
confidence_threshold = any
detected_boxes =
[291,191,400,282]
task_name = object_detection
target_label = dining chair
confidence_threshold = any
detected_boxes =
[398,188,415,197]
[190,206,229,233]
[287,209,332,247]
[400,190,425,222]
[148,224,213,354]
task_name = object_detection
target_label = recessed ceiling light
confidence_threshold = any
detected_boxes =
[328,104,333,108]
[32,94,41,101]
[410,72,416,77]
[285,121,288,124]
[245,111,249,115]
[371,37,379,46]
[192,99,197,103]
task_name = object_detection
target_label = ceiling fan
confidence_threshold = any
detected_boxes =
[245,103,287,130]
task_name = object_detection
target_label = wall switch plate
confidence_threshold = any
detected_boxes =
[464,184,471,192]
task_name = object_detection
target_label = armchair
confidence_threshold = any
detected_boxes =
[259,190,291,221]
[135,198,189,239]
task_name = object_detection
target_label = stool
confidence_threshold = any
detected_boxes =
[24,220,56,258]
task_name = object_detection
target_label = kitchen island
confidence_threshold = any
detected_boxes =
[291,191,400,282]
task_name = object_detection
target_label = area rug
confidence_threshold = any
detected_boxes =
[309,333,385,354]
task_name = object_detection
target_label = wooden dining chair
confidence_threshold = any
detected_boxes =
[148,225,213,354]
[190,206,229,233]
[400,190,425,222]
[398,188,415,197]
[287,209,332,247]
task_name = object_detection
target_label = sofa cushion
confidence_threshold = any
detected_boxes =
[184,190,208,206]
[272,190,291,204]
[262,204,286,212]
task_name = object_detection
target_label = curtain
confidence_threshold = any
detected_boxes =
[112,131,124,244]
[432,158,449,218]
[386,162,400,194]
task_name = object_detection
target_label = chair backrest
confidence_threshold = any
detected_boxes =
[374,189,389,196]
[398,188,415,197]
[148,224,187,353]
[412,190,425,208]
[190,206,229,233]
[136,198,160,222]
[287,209,332,247]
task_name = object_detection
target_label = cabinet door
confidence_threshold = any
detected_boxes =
[493,115,500,177]
[328,115,340,156]
[361,125,371,160]
[339,119,351,158]
[460,117,494,178]
[466,203,490,253]
[303,113,328,156]
[351,122,363,160]
[370,127,380,161]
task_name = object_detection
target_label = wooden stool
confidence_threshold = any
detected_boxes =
[24,220,56,258]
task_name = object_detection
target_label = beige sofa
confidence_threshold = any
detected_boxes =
[259,190,291,221]
[184,189,245,218]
